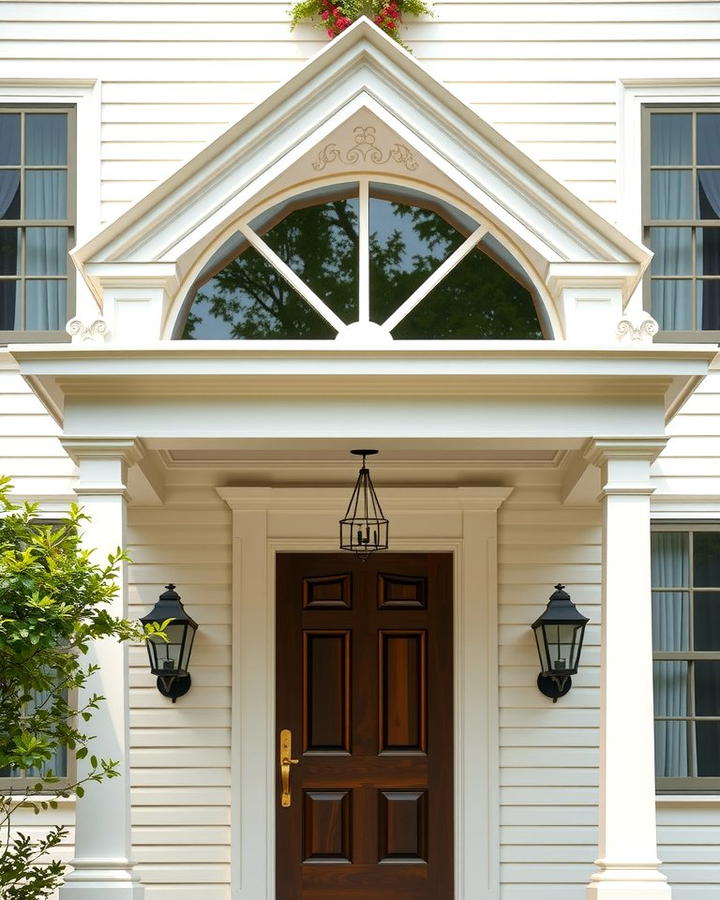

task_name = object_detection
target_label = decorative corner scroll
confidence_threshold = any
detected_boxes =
[312,125,418,172]
[66,317,111,344]
[616,314,659,343]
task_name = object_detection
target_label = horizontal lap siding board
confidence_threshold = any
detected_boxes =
[0,362,75,498]
[498,495,601,894]
[127,499,232,896]
[654,372,720,497]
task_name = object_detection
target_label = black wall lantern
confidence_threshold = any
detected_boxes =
[531,584,588,702]
[339,449,389,560]
[141,584,198,702]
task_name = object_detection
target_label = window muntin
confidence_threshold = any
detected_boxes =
[180,180,545,341]
[652,526,720,790]
[0,107,74,335]
[644,108,720,337]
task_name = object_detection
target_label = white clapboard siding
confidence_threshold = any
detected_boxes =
[126,500,232,896]
[0,360,75,498]
[499,496,601,893]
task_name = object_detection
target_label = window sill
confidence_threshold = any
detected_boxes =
[653,330,720,345]
[656,794,720,805]
[0,330,71,345]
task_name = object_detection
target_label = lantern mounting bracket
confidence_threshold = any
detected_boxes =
[536,673,571,703]
[156,673,192,703]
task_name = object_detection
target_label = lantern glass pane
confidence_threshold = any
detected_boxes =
[146,634,162,672]
[542,623,581,673]
[533,625,550,673]
[179,625,196,672]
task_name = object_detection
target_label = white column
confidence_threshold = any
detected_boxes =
[59,438,144,900]
[585,438,670,900]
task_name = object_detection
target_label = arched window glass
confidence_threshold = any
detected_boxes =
[180,182,545,341]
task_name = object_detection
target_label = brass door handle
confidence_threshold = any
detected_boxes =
[280,728,299,808]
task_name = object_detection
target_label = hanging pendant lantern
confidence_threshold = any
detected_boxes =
[339,449,389,560]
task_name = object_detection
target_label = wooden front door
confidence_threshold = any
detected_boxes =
[276,553,454,899]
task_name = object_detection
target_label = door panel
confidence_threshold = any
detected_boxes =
[276,553,453,899]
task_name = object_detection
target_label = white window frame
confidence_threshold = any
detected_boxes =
[0,80,100,343]
[619,79,720,342]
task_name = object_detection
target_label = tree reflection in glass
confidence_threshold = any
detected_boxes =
[182,185,544,340]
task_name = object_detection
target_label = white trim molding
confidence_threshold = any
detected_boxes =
[217,485,513,900]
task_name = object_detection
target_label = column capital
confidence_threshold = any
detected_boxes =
[61,436,144,467]
[583,437,668,469]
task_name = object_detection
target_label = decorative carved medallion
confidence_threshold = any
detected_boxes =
[616,314,659,343]
[312,126,418,172]
[66,317,111,343]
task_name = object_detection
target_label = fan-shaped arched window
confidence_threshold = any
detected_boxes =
[179,183,546,340]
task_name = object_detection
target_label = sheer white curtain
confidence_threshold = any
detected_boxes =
[650,117,693,330]
[25,115,67,331]
[0,118,21,329]
[652,533,689,777]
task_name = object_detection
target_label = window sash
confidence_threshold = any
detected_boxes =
[642,105,720,337]
[652,524,720,790]
[0,105,75,339]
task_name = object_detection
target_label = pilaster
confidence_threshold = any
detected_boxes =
[58,437,144,900]
[584,437,670,900]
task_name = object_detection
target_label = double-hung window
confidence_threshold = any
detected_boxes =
[644,108,720,340]
[652,526,720,791]
[0,106,74,339]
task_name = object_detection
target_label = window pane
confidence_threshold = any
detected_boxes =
[697,114,720,165]
[0,171,20,219]
[698,171,720,220]
[695,661,720,716]
[651,171,692,220]
[391,245,542,340]
[698,280,720,330]
[25,280,65,330]
[26,227,67,275]
[651,114,692,165]
[694,532,720,587]
[26,170,67,219]
[696,228,720,275]
[655,720,688,778]
[696,722,720,776]
[651,532,689,587]
[649,227,692,275]
[652,592,689,652]
[0,228,20,275]
[654,661,688,716]
[694,592,720,651]
[25,114,67,166]
[182,247,337,340]
[0,280,19,329]
[369,197,464,323]
[0,114,21,164]
[651,279,693,330]
[261,198,359,325]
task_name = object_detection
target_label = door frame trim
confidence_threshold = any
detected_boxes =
[218,486,513,900]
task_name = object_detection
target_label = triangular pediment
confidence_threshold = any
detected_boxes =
[73,18,651,341]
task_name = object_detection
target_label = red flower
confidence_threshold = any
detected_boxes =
[320,9,330,19]
[327,27,335,35]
